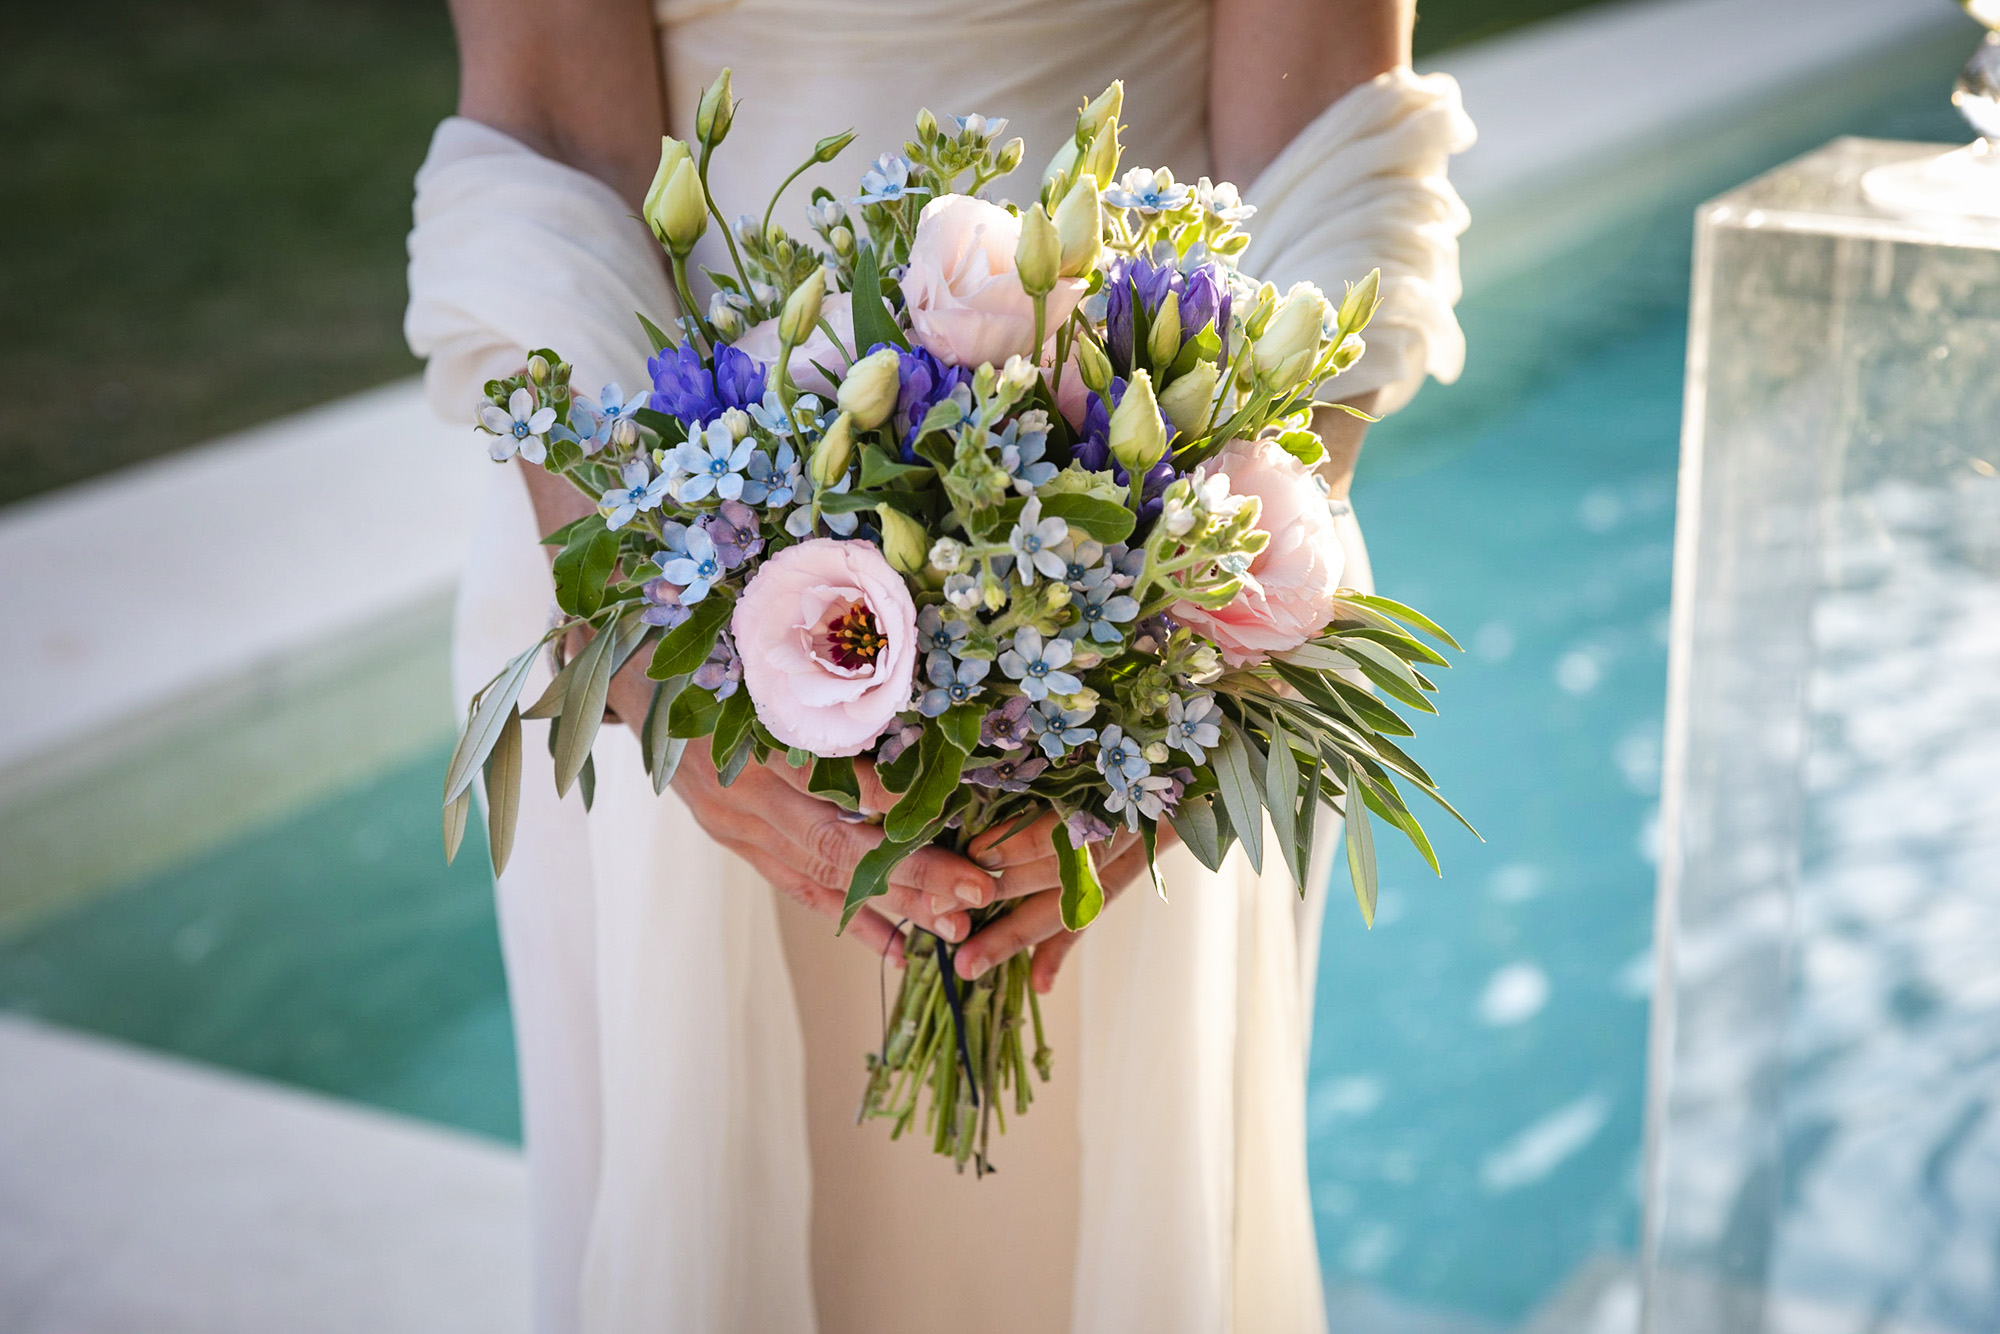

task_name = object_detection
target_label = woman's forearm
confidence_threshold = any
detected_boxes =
[448,0,668,208]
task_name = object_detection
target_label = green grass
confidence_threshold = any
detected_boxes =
[0,0,1611,508]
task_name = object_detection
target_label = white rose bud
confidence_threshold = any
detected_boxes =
[1157,359,1219,436]
[642,137,693,246]
[695,67,735,146]
[1107,369,1168,476]
[778,268,825,347]
[1015,203,1060,299]
[928,536,968,574]
[1075,336,1113,396]
[1078,82,1124,143]
[810,411,853,488]
[1052,173,1102,278]
[655,158,708,256]
[1253,282,1329,382]
[836,346,902,429]
[876,506,929,574]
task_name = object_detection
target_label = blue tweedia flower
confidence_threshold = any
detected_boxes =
[740,439,800,507]
[599,459,672,530]
[994,418,1056,494]
[572,382,648,455]
[1062,581,1141,644]
[1164,693,1222,764]
[916,605,968,658]
[480,386,557,464]
[1094,725,1151,792]
[854,154,928,207]
[655,522,724,603]
[964,754,1048,793]
[702,499,764,569]
[1066,809,1115,847]
[782,473,859,538]
[886,344,968,461]
[692,632,742,699]
[997,628,1081,702]
[668,421,756,503]
[1194,177,1256,225]
[980,695,1033,750]
[950,113,1008,141]
[1107,771,1184,829]
[1029,698,1097,758]
[1008,497,1069,586]
[749,390,829,439]
[921,654,990,717]
[640,576,689,629]
[1103,166,1190,215]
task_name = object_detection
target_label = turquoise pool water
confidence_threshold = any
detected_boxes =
[0,62,1971,1331]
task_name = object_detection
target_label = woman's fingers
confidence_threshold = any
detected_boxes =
[1030,930,1081,994]
[955,889,1067,980]
[965,809,1058,869]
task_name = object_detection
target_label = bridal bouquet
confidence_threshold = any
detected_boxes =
[443,73,1468,1173]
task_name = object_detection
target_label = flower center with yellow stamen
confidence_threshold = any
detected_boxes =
[823,603,886,670]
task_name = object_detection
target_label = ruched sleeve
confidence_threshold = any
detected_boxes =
[404,117,681,426]
[1238,68,1476,416]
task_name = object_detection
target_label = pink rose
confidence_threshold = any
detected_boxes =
[732,537,919,756]
[1171,438,1346,666]
[901,195,1083,370]
[735,291,854,396]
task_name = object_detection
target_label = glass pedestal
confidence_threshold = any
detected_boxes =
[1646,139,2000,1334]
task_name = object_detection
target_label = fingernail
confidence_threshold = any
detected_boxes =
[971,848,1002,870]
[936,916,963,943]
[955,879,987,906]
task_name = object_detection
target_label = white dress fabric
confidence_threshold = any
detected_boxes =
[406,9,1472,1329]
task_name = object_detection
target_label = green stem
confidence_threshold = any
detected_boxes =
[698,143,754,295]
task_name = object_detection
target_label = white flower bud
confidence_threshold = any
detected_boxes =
[876,505,929,574]
[778,269,825,347]
[611,416,640,449]
[1052,173,1102,279]
[653,158,708,255]
[1253,283,1330,380]
[928,537,968,574]
[830,224,854,256]
[1080,122,1121,199]
[1143,741,1170,764]
[836,347,901,430]
[695,67,735,146]
[999,354,1038,398]
[707,292,745,341]
[1157,359,1219,436]
[944,573,981,610]
[1078,82,1124,143]
[643,138,694,248]
[1147,290,1182,368]
[995,137,1025,175]
[810,411,853,489]
[721,407,751,441]
[916,107,938,141]
[526,354,550,385]
[1075,336,1113,396]
[1107,369,1168,476]
[1015,203,1060,298]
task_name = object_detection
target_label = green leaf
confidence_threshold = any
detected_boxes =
[540,515,592,548]
[850,243,909,351]
[553,612,622,796]
[859,446,933,489]
[1340,593,1462,652]
[1340,637,1438,714]
[1171,793,1223,871]
[1342,762,1379,927]
[1345,624,1452,669]
[444,644,541,805]
[1325,676,1414,737]
[637,311,676,353]
[484,705,523,875]
[1265,721,1304,890]
[551,519,618,618]
[939,703,984,753]
[1037,492,1136,545]
[1275,428,1326,467]
[668,684,723,738]
[642,677,689,795]
[838,830,931,929]
[579,753,596,811]
[1293,760,1320,899]
[808,756,861,811]
[710,687,756,784]
[885,728,966,842]
[1053,824,1105,930]
[1140,820,1166,901]
[442,783,471,864]
[1361,774,1440,877]
[1213,722,1265,874]
[878,736,922,793]
[647,593,734,679]
[521,651,575,721]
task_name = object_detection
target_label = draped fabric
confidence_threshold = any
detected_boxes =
[406,21,1471,1330]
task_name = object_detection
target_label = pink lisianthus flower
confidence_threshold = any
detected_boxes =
[901,195,1084,370]
[1171,438,1346,666]
[735,291,855,396]
[731,538,920,756]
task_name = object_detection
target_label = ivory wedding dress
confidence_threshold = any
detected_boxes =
[406,4,1472,1330]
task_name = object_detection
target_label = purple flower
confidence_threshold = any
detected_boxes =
[965,754,1049,792]
[1065,809,1115,847]
[876,722,923,765]
[646,343,767,425]
[702,499,764,570]
[1075,378,1178,527]
[641,577,689,629]
[884,342,967,461]
[1104,255,1232,377]
[712,344,767,413]
[692,631,742,699]
[980,696,1033,750]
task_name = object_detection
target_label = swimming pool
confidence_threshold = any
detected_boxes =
[0,57,1973,1333]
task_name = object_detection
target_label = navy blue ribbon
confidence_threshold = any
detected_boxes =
[930,931,980,1109]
